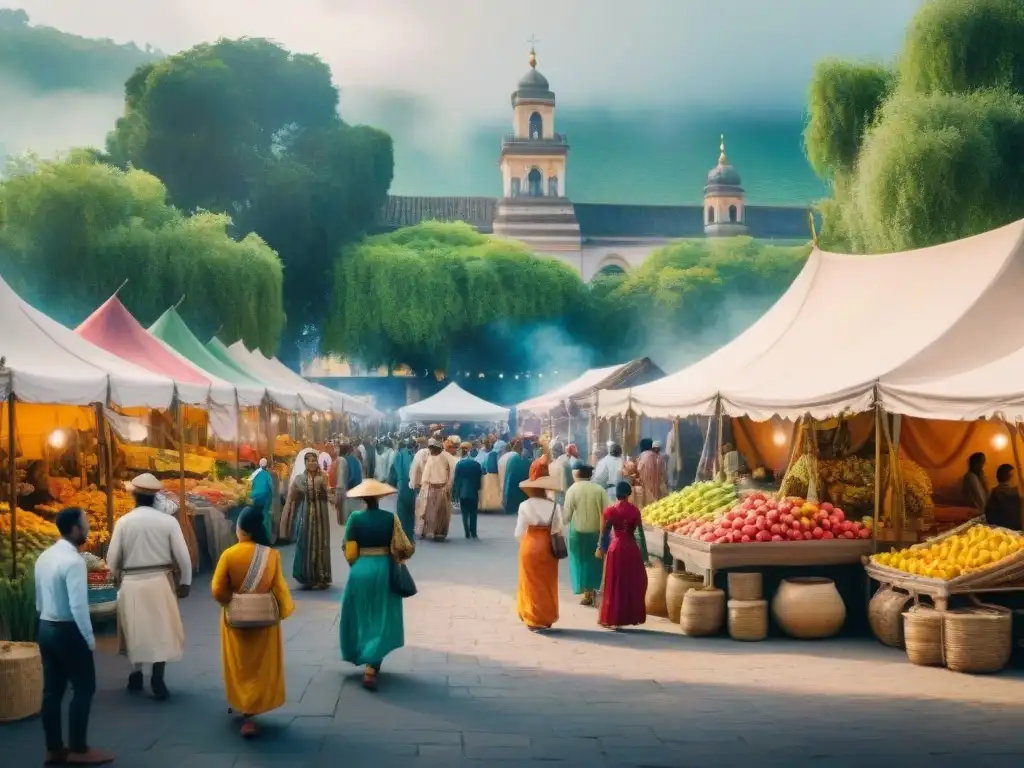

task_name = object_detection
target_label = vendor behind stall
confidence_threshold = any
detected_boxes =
[985,463,1021,531]
[18,459,55,512]
[962,452,989,514]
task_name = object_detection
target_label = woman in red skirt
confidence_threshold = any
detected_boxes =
[597,481,647,629]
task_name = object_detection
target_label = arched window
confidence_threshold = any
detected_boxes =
[547,176,558,197]
[728,205,738,223]
[529,112,543,139]
[528,168,543,197]
[707,206,715,224]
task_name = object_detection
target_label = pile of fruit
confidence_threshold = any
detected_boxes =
[687,492,874,544]
[872,525,1024,580]
[36,487,136,552]
[0,506,60,563]
[644,481,738,532]
[781,454,933,518]
[183,477,248,508]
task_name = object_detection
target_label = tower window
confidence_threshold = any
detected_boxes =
[548,176,558,197]
[529,111,543,139]
[707,206,715,224]
[729,205,738,223]
[528,168,542,197]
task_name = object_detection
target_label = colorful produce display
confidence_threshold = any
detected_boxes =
[183,477,248,508]
[686,492,873,544]
[644,481,738,530]
[37,487,134,551]
[0,506,60,566]
[872,525,1024,580]
[781,454,933,518]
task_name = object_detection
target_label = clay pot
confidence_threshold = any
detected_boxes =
[771,577,846,639]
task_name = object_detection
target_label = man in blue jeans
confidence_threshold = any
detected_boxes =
[453,442,484,539]
[35,507,113,765]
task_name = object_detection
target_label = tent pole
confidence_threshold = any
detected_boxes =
[714,397,725,480]
[95,403,114,551]
[873,400,882,549]
[235,404,243,481]
[8,393,18,579]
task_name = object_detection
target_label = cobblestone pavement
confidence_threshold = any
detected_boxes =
[6,504,1024,767]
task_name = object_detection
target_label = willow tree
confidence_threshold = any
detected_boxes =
[323,221,592,372]
[0,155,284,352]
[805,0,1024,253]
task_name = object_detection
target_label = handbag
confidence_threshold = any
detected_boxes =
[549,501,568,560]
[388,515,418,598]
[225,544,280,629]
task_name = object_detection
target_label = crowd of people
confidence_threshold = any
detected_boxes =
[31,428,672,764]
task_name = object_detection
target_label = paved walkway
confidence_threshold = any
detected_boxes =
[6,504,1024,767]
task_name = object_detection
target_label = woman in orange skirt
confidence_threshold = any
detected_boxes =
[514,476,565,631]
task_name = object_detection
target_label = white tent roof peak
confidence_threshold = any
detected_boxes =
[399,382,509,423]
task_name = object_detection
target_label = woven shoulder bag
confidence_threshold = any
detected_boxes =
[225,545,280,629]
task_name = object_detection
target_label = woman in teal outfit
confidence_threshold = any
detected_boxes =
[340,479,416,691]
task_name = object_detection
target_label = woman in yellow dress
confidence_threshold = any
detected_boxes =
[211,506,295,737]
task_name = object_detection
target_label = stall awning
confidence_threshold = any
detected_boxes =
[225,343,332,412]
[76,296,236,407]
[398,382,509,423]
[518,358,662,417]
[0,275,174,408]
[148,308,265,407]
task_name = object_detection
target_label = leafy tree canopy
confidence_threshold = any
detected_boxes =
[0,155,284,352]
[105,37,394,361]
[806,0,1024,253]
[0,9,157,93]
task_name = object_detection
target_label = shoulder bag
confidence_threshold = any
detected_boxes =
[389,515,418,598]
[549,500,568,560]
[225,544,280,629]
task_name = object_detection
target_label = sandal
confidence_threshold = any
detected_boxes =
[361,667,378,691]
[240,719,258,738]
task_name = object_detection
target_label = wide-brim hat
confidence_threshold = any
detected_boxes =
[347,479,398,499]
[519,475,562,492]
[427,438,441,448]
[129,472,163,493]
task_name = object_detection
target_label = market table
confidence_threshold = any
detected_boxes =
[642,523,668,562]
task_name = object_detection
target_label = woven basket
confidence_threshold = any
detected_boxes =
[942,605,1012,674]
[727,572,763,601]
[728,599,767,641]
[0,642,43,722]
[644,564,669,618]
[903,605,943,667]
[868,586,913,648]
[665,572,702,623]
[680,588,725,636]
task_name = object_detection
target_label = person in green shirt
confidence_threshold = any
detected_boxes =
[562,465,607,606]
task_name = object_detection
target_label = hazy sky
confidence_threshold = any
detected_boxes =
[11,0,920,115]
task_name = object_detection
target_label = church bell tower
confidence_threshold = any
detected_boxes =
[491,41,582,254]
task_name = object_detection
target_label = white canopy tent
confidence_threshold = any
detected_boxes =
[307,380,385,424]
[518,363,632,417]
[0,275,175,408]
[599,219,1024,422]
[399,382,509,424]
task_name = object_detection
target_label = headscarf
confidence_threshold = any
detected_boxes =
[290,448,317,485]
[237,504,271,547]
[566,443,580,460]
[248,456,269,482]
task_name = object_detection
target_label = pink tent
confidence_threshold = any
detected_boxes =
[76,297,233,406]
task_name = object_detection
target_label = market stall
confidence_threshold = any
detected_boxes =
[398,382,510,426]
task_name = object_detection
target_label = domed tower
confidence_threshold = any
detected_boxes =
[703,135,748,237]
[492,43,582,255]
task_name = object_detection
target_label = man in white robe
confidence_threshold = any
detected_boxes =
[593,443,625,503]
[107,473,191,700]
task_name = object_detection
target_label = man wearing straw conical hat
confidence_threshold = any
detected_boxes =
[107,473,192,701]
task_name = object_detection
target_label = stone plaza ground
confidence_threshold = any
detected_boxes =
[5,504,1024,767]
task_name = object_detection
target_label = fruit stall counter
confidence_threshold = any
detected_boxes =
[642,524,668,562]
[670,535,873,574]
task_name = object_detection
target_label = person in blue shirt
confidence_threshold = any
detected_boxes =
[247,457,275,544]
[35,507,114,766]
[453,442,484,539]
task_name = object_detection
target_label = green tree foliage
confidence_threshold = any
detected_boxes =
[324,222,590,371]
[0,9,156,92]
[105,38,394,360]
[325,224,811,372]
[0,155,284,352]
[806,0,1024,253]
[804,60,894,180]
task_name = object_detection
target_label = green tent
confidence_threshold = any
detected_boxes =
[148,307,267,403]
[205,336,264,381]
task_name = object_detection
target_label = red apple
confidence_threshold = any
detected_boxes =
[755,530,772,542]
[804,531,814,540]
[858,527,872,539]
[833,508,846,522]
[741,534,752,543]
[822,531,835,540]
[731,518,745,531]
[812,527,824,540]
[771,534,784,542]
[819,502,834,513]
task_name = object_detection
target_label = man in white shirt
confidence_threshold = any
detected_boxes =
[106,473,192,701]
[35,507,114,765]
[593,443,625,502]
[413,439,454,541]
